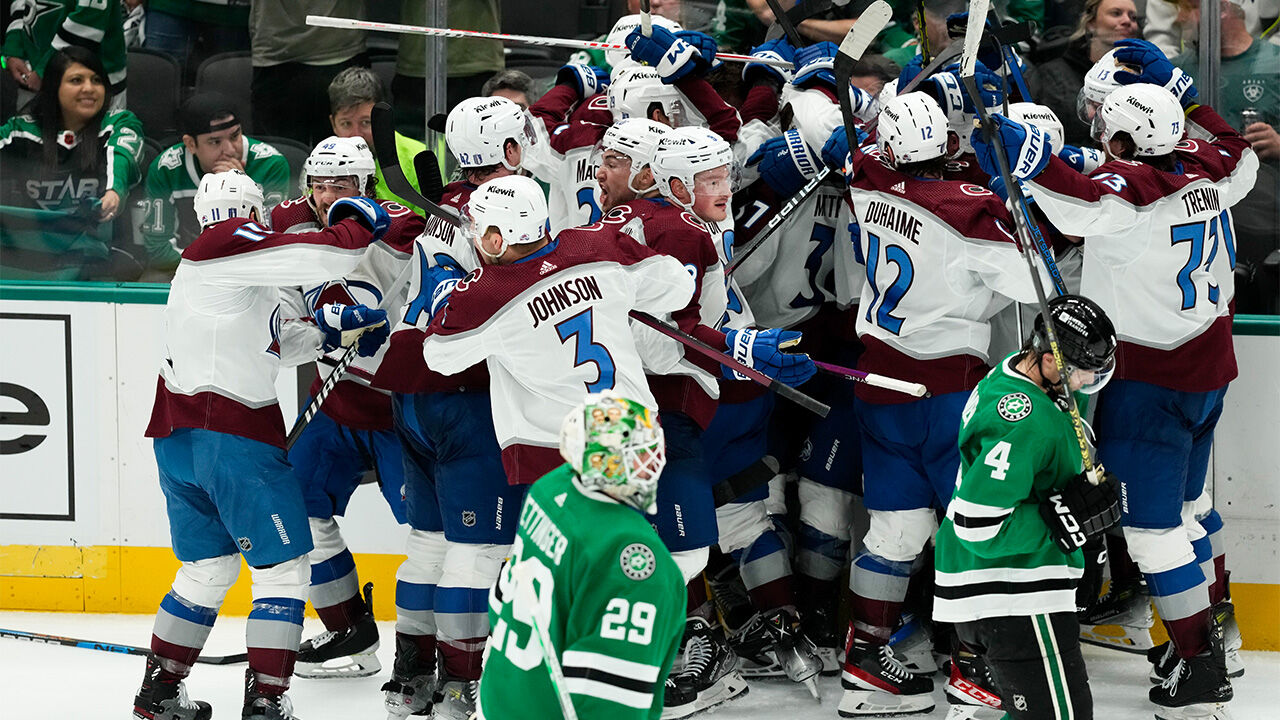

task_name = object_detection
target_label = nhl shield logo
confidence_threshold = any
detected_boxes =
[1242,79,1264,104]
[237,537,253,551]
[1013,694,1028,711]
[462,511,476,527]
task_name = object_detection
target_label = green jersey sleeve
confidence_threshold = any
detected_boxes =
[103,110,144,197]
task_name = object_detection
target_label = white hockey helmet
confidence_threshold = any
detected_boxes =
[878,78,900,108]
[303,135,376,194]
[194,169,264,228]
[463,175,549,260]
[559,391,666,514]
[1007,102,1066,152]
[877,93,949,166]
[1077,49,1134,124]
[1095,84,1184,157]
[607,66,706,127]
[445,96,536,171]
[603,13,683,71]
[651,126,735,210]
[600,118,669,194]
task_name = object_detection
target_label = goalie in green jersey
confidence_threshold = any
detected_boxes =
[933,295,1123,720]
[478,392,687,720]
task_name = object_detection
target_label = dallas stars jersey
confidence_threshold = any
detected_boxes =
[141,136,291,269]
[2,0,128,92]
[478,464,686,720]
[933,355,1086,623]
[0,110,144,210]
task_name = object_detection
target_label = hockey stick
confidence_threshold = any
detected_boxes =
[640,0,652,36]
[629,311,831,418]
[0,627,248,665]
[959,0,1099,484]
[915,0,933,64]
[765,0,807,47]
[512,561,580,720]
[814,360,930,397]
[303,15,790,69]
[285,105,448,450]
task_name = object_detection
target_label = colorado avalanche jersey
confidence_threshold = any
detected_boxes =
[845,150,1043,403]
[145,217,374,447]
[421,226,695,484]
[1026,105,1257,392]
[527,88,612,236]
[270,196,423,429]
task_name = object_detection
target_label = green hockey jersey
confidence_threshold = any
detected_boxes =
[479,465,686,720]
[0,109,144,210]
[2,0,128,92]
[140,137,290,270]
[933,354,1086,623]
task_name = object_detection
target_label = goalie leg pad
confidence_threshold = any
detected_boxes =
[437,541,509,679]
[396,529,447,637]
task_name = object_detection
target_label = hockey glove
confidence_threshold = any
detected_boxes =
[626,26,705,84]
[722,328,817,386]
[743,37,794,86]
[676,31,719,69]
[1110,38,1198,108]
[556,63,610,98]
[1057,144,1106,174]
[934,61,1003,115]
[820,125,868,177]
[987,175,1034,206]
[1040,470,1122,555]
[315,303,390,357]
[972,114,1051,181]
[423,263,465,325]
[791,41,838,90]
[945,12,1003,70]
[328,197,391,242]
[747,129,822,198]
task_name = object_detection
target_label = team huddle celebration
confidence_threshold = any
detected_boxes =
[75,0,1265,719]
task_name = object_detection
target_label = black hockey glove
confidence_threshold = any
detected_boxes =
[1040,470,1122,554]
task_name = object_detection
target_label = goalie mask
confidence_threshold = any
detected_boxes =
[446,96,538,171]
[461,175,548,261]
[598,118,668,195]
[303,135,376,196]
[1030,295,1118,395]
[194,169,264,228]
[1094,84,1184,158]
[877,93,949,166]
[559,391,666,514]
[608,66,707,128]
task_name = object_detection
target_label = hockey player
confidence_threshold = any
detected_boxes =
[821,92,1044,717]
[368,106,536,720]
[934,295,1123,720]
[981,43,1257,717]
[478,392,686,720]
[269,136,425,680]
[136,169,392,720]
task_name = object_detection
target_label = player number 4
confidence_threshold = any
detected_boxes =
[600,598,657,646]
[984,441,1012,481]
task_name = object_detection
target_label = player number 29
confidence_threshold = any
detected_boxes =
[600,598,657,646]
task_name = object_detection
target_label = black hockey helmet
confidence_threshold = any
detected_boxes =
[1030,295,1118,393]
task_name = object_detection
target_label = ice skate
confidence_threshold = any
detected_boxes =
[1150,601,1244,682]
[295,584,381,678]
[1150,618,1233,720]
[661,617,749,719]
[942,650,1002,720]
[888,614,939,676]
[133,656,212,720]
[381,635,435,718]
[1078,579,1155,653]
[728,612,786,678]
[839,641,936,716]
[800,596,843,676]
[734,609,822,699]
[242,670,300,719]
[431,676,478,720]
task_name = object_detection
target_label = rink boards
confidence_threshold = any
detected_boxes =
[1,282,1277,649]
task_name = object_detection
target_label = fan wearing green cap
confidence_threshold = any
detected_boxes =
[479,391,687,720]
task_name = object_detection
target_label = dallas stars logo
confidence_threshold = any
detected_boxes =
[620,543,656,581]
[997,392,1032,422]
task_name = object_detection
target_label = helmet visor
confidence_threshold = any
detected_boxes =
[1067,355,1115,395]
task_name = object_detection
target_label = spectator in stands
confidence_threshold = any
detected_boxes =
[2,0,128,109]
[1174,0,1279,313]
[393,0,503,139]
[137,0,252,86]
[140,93,290,279]
[250,0,369,147]
[482,69,540,109]
[0,47,143,280]
[1026,0,1140,146]
[326,66,430,215]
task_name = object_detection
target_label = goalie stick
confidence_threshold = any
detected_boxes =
[303,15,790,69]
[959,0,1100,484]
[0,627,248,665]
[285,104,449,450]
[513,560,580,720]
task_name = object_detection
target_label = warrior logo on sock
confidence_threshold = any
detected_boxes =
[620,543,656,581]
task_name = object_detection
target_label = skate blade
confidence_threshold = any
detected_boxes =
[1079,623,1154,654]
[944,704,1005,720]
[659,674,750,719]
[837,688,935,717]
[1153,701,1235,720]
[295,650,383,678]
[803,675,822,701]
